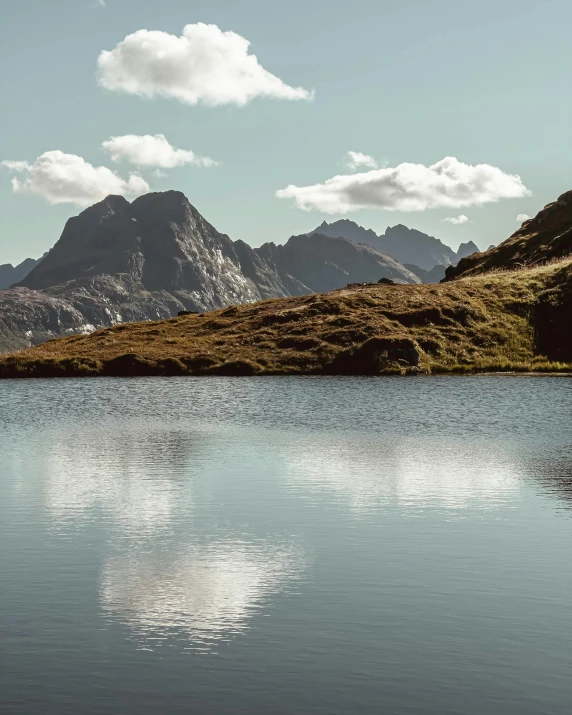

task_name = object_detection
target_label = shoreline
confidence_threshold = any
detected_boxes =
[2,367,572,381]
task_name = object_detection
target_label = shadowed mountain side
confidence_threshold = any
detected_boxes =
[446,191,572,280]
[255,233,420,292]
[2,258,571,378]
[0,191,419,353]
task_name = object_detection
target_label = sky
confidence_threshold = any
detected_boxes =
[1,0,570,265]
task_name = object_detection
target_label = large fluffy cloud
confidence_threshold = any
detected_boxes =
[2,151,149,206]
[276,157,530,214]
[97,22,313,107]
[102,133,217,168]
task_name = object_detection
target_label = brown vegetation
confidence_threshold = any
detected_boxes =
[1,257,571,379]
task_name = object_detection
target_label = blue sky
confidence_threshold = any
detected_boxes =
[1,0,570,264]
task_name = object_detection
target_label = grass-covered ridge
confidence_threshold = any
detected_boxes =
[1,258,572,378]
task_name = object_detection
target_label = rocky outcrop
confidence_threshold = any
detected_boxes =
[445,191,572,280]
[0,191,419,353]
[312,220,477,271]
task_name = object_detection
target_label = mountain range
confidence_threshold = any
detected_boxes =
[2,187,571,377]
[311,219,480,271]
[0,191,426,353]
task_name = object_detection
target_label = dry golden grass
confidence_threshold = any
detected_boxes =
[2,258,572,378]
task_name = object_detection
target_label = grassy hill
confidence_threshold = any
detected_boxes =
[1,258,572,378]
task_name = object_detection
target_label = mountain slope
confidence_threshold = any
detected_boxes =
[255,233,420,291]
[446,191,572,280]
[3,257,571,377]
[0,191,418,353]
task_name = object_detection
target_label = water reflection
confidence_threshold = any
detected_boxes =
[523,456,572,505]
[43,427,196,537]
[287,437,520,513]
[100,539,306,651]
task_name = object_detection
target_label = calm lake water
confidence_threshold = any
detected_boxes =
[1,376,572,714]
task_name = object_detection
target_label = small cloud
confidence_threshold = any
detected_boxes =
[154,169,167,178]
[346,151,378,170]
[102,134,218,168]
[97,23,313,107]
[277,157,530,214]
[516,213,531,222]
[2,150,149,207]
[444,214,469,225]
[2,160,30,171]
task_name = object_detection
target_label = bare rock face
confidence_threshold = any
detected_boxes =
[445,191,572,280]
[0,191,419,353]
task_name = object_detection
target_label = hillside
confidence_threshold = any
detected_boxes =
[0,191,418,353]
[2,257,571,378]
[446,190,572,280]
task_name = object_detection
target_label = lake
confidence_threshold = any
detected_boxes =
[1,375,572,715]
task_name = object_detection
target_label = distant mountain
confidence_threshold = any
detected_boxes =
[446,190,572,280]
[256,233,419,292]
[0,256,42,289]
[0,192,419,353]
[312,219,479,271]
[456,241,480,261]
[403,263,446,284]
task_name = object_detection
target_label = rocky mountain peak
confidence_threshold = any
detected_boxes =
[1,191,421,353]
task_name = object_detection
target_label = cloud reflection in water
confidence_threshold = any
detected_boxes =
[286,437,520,513]
[43,428,195,537]
[100,539,306,651]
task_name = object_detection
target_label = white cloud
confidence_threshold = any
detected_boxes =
[444,214,469,225]
[2,150,149,207]
[2,160,30,171]
[97,22,313,107]
[517,213,531,222]
[102,133,217,168]
[346,151,378,170]
[276,156,530,215]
